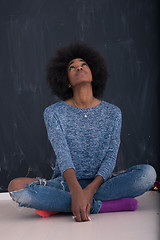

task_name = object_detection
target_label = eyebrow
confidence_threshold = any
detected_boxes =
[68,59,85,67]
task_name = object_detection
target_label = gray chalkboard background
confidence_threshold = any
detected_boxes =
[0,0,159,192]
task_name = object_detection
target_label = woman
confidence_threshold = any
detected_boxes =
[8,42,157,222]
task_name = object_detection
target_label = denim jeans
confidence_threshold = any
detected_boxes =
[11,164,157,214]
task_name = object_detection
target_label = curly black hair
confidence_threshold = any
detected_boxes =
[46,42,109,101]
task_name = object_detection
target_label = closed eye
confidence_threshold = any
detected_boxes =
[68,65,75,71]
[82,63,88,67]
[68,62,88,71]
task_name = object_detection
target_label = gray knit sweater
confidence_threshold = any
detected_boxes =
[43,100,122,182]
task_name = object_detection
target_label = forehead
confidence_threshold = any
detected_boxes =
[68,58,86,67]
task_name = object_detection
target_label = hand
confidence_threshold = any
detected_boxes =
[71,189,91,222]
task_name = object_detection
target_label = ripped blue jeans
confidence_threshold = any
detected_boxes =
[10,164,157,214]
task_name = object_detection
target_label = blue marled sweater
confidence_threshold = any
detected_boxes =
[43,100,122,182]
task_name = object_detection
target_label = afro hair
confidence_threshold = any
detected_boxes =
[46,42,109,100]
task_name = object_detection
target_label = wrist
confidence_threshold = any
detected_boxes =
[86,175,104,194]
[84,184,96,195]
[69,182,83,196]
[71,185,82,195]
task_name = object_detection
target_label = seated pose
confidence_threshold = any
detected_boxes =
[8,42,157,222]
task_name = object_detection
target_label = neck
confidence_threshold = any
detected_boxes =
[72,83,95,108]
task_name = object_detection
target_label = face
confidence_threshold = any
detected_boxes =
[67,58,93,88]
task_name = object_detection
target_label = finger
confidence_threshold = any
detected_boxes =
[74,211,82,222]
[86,204,91,220]
[81,208,88,221]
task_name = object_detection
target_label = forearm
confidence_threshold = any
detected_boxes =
[63,168,82,195]
[63,169,104,195]
[85,175,104,194]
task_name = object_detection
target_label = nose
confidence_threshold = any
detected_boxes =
[77,66,83,71]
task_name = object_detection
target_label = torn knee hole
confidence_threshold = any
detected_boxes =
[60,181,65,191]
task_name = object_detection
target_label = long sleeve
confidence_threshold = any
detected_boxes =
[43,107,75,176]
[95,109,122,182]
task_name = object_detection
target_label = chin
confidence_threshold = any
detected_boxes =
[76,80,92,86]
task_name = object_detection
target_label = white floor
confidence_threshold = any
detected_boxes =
[0,191,159,240]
